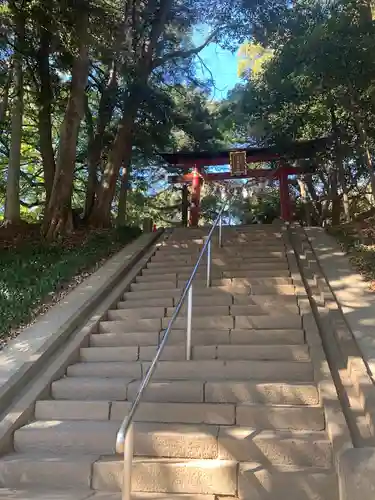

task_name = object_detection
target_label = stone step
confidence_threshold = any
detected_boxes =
[0,454,336,497]
[153,251,286,260]
[92,457,238,494]
[66,359,313,382]
[0,490,216,500]
[158,240,285,248]
[205,381,319,405]
[157,244,285,253]
[14,420,330,467]
[117,295,234,308]
[92,459,336,496]
[79,344,310,362]
[99,314,304,333]
[164,306,300,317]
[125,284,297,299]
[155,253,286,262]
[238,464,337,500]
[217,428,331,466]
[229,329,304,345]
[179,277,293,287]
[118,297,176,308]
[46,382,319,409]
[109,305,301,320]
[142,259,289,277]
[117,295,299,310]
[234,404,323,429]
[90,329,305,347]
[137,271,291,282]
[157,315,302,331]
[0,454,96,490]
[149,256,287,266]
[144,268,289,279]
[51,378,204,402]
[233,295,297,305]
[160,236,283,244]
[93,330,160,345]
[113,401,323,430]
[131,278,293,291]
[137,272,222,282]
[99,319,162,333]
[145,262,288,272]
[131,280,178,291]
[108,307,167,320]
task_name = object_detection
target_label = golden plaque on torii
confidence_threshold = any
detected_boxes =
[230,151,247,176]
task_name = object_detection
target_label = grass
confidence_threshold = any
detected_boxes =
[0,226,141,340]
[328,225,375,285]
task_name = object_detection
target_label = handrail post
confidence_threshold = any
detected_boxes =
[219,216,223,248]
[186,285,193,360]
[207,240,212,287]
[122,422,134,500]
[115,202,230,472]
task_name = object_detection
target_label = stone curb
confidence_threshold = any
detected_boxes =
[298,226,375,444]
[285,224,375,499]
[0,232,165,455]
[0,230,163,419]
[282,226,353,465]
[338,447,375,499]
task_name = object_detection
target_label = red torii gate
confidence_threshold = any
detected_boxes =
[160,138,328,227]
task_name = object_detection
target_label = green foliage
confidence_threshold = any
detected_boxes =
[217,0,375,226]
[237,42,273,79]
[0,226,141,338]
[243,189,281,224]
[328,225,375,283]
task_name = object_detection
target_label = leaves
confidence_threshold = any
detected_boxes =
[0,226,141,340]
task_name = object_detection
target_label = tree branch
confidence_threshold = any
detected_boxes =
[152,28,220,69]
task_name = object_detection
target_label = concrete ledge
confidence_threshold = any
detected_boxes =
[0,230,162,416]
[298,227,375,444]
[338,447,375,499]
[282,226,353,466]
[0,234,163,455]
[304,227,375,379]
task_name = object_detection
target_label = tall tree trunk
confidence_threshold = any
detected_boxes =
[182,184,189,227]
[116,163,131,227]
[0,63,12,124]
[354,114,375,202]
[297,177,311,226]
[5,10,24,224]
[347,93,375,202]
[37,26,55,203]
[84,61,118,219]
[89,113,134,227]
[358,0,373,22]
[330,103,350,222]
[43,12,89,240]
[305,176,322,224]
[330,167,341,225]
[340,168,350,223]
[88,0,173,228]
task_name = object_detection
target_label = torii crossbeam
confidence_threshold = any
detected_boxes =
[159,138,328,226]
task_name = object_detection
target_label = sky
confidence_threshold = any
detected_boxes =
[192,28,241,100]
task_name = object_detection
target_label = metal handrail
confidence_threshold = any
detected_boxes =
[115,202,228,500]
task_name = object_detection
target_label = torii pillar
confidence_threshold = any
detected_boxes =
[190,167,202,227]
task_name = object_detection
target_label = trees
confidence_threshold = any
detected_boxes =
[3,0,375,233]
[87,0,222,228]
[4,1,24,224]
[0,0,230,236]
[216,0,375,226]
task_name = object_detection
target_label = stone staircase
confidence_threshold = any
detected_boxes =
[0,226,338,499]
